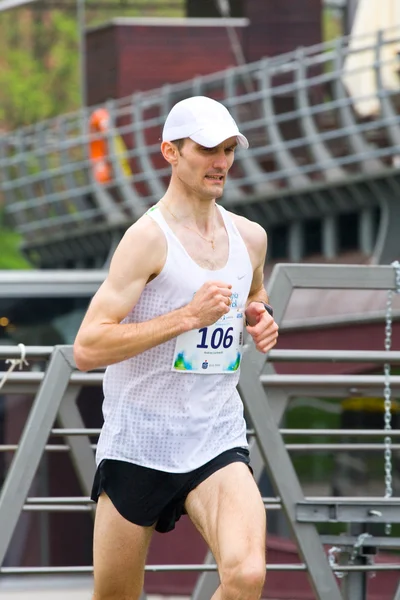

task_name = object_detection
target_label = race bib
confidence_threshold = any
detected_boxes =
[172,309,244,374]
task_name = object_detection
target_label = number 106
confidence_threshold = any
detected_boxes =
[196,327,234,350]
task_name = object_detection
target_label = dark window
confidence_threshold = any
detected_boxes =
[0,296,89,345]
[338,212,359,252]
[372,206,381,243]
[187,0,244,17]
[304,218,322,256]
[268,224,289,260]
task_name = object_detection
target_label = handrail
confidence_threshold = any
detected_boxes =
[1,25,399,256]
[2,346,400,362]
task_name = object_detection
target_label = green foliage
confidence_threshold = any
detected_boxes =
[0,228,32,269]
[0,9,79,128]
[0,1,184,130]
[285,398,341,483]
[323,7,344,42]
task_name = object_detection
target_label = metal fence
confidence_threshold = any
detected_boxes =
[0,26,399,256]
[1,264,400,600]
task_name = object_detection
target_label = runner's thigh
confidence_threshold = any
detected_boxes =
[93,492,155,600]
[184,461,266,570]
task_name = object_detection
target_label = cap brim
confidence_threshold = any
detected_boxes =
[190,127,249,149]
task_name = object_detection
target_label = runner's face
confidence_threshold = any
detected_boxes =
[174,137,237,200]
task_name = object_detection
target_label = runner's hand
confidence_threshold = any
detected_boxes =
[245,302,279,353]
[187,281,232,327]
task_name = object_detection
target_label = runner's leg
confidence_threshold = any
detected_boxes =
[92,492,155,600]
[185,462,266,600]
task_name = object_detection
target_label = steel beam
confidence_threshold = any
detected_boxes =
[268,264,399,292]
[57,387,97,499]
[0,347,73,566]
[340,524,368,600]
[321,536,400,549]
[296,500,400,524]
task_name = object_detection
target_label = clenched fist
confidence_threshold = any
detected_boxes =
[245,301,279,353]
[186,281,233,328]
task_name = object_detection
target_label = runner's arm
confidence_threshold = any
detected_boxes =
[73,217,195,371]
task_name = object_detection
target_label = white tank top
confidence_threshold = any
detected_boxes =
[96,205,253,472]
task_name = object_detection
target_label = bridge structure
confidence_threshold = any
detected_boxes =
[0,25,399,268]
[0,264,400,600]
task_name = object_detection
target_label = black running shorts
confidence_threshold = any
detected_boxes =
[91,446,251,533]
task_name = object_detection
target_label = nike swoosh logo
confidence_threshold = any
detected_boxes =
[237,274,245,280]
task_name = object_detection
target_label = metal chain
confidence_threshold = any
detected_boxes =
[383,261,400,535]
[348,533,372,565]
[328,533,375,579]
[328,546,345,579]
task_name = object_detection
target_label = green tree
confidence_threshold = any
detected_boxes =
[0,228,32,269]
[0,9,79,128]
[0,1,184,130]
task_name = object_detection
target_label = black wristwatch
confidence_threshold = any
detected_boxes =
[258,302,274,317]
[245,301,274,326]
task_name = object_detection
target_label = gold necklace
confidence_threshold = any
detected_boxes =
[160,200,216,250]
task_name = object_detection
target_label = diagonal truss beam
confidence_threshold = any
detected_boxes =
[394,581,400,600]
[0,346,73,565]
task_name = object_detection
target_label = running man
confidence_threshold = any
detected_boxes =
[74,96,279,600]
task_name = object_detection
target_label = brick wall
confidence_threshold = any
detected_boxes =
[86,0,322,106]
[86,25,118,104]
[116,21,245,99]
[86,19,246,106]
[245,0,322,61]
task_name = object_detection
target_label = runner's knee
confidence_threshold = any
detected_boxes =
[220,555,266,599]
[93,568,144,600]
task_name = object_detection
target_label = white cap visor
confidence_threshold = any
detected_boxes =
[189,125,249,149]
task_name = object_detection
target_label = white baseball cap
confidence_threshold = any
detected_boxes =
[162,96,249,149]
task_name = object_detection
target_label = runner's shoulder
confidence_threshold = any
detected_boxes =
[109,210,167,279]
[123,211,167,253]
[229,211,267,252]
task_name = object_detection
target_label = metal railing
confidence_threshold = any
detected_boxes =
[1,264,400,600]
[0,26,399,252]
[1,348,400,593]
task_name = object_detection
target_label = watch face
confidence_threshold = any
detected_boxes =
[264,303,273,317]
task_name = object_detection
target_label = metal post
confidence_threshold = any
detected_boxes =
[345,0,360,35]
[0,347,73,566]
[77,0,87,108]
[57,386,97,499]
[341,524,368,600]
